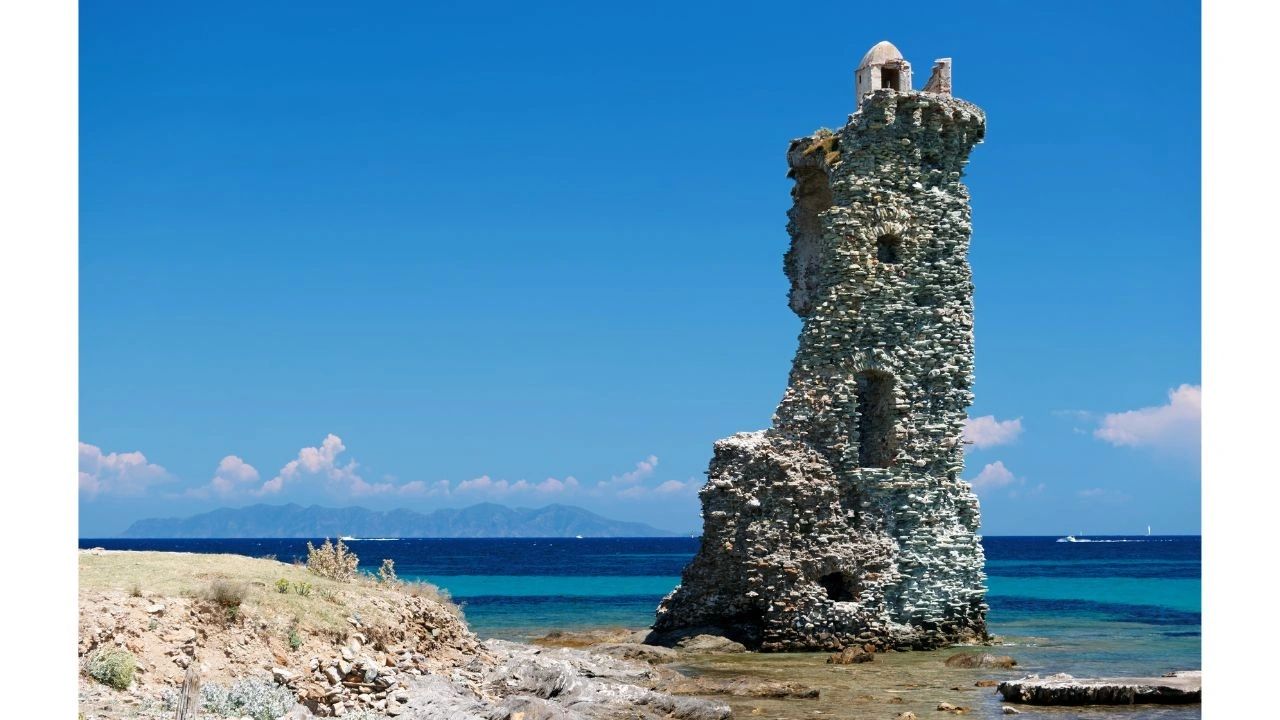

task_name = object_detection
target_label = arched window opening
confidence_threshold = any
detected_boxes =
[876,234,901,264]
[856,370,897,468]
[818,572,858,602]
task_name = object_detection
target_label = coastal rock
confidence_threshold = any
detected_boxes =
[675,634,747,654]
[590,643,679,664]
[997,671,1202,706]
[652,43,989,652]
[827,646,874,664]
[479,639,732,720]
[944,653,1016,669]
[532,628,649,648]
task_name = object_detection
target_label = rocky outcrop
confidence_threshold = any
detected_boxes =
[996,672,1202,705]
[652,44,988,652]
[78,552,727,720]
[464,640,732,720]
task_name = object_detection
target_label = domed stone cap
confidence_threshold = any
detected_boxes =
[858,40,903,69]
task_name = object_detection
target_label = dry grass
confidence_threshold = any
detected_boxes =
[78,550,435,635]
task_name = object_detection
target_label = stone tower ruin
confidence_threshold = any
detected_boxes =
[650,41,987,652]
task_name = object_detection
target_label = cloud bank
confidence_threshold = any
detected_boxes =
[78,429,699,508]
[78,442,171,496]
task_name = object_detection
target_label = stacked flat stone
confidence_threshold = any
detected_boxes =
[651,69,988,652]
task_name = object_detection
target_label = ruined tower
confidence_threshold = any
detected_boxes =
[651,41,987,652]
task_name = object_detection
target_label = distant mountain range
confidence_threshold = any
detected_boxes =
[119,502,678,538]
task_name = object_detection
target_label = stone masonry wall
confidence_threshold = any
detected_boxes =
[650,88,988,652]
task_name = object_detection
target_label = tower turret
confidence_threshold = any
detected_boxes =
[855,40,912,107]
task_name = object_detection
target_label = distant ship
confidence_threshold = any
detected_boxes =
[1056,535,1081,543]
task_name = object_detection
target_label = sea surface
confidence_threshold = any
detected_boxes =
[80,535,1200,718]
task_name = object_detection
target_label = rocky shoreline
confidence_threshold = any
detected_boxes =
[79,551,1200,719]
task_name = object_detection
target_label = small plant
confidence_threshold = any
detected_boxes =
[225,605,240,622]
[305,537,359,581]
[275,578,290,593]
[164,677,294,720]
[204,579,248,608]
[127,580,142,597]
[147,618,159,631]
[292,581,312,596]
[377,558,397,584]
[286,615,304,649]
[86,647,136,690]
[317,586,341,604]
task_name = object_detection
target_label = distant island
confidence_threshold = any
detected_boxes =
[119,502,678,538]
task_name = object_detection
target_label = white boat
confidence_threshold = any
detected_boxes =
[339,535,357,541]
[1056,535,1079,543]
[575,535,584,539]
[1147,525,1152,536]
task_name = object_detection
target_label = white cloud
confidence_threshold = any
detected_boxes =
[967,461,1017,491]
[203,455,260,497]
[258,434,392,496]
[613,455,658,484]
[654,479,692,494]
[450,474,580,497]
[1094,384,1201,455]
[79,442,171,496]
[963,416,1023,449]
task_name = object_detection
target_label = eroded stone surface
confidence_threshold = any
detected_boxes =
[996,672,1202,706]
[652,43,988,652]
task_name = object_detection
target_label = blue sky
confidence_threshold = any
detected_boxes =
[79,0,1200,537]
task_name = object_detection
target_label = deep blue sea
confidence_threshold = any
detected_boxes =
[79,536,1200,679]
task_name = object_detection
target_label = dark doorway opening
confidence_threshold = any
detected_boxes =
[876,234,901,263]
[856,370,897,468]
[881,67,900,90]
[818,572,858,602]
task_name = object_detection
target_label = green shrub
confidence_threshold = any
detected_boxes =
[305,538,359,581]
[275,578,290,594]
[288,626,303,650]
[86,647,136,689]
[377,558,397,584]
[127,580,142,597]
[292,581,312,597]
